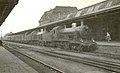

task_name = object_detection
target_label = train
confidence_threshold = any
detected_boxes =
[3,23,98,52]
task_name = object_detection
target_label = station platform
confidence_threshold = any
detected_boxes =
[0,46,38,73]
[97,41,120,46]
[94,41,120,54]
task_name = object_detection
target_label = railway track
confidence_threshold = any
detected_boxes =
[81,52,120,60]
[5,43,120,73]
[4,45,65,73]
[34,50,120,73]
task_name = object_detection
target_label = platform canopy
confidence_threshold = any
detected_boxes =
[0,0,19,26]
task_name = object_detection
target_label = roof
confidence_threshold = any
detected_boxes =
[0,0,19,26]
[39,6,78,25]
[53,6,77,12]
[75,0,120,17]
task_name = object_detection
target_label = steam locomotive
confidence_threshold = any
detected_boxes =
[49,23,97,52]
[4,23,98,52]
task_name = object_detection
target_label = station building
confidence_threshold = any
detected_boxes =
[39,6,78,26]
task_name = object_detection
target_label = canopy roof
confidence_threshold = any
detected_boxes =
[0,0,19,26]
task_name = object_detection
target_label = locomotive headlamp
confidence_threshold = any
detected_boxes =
[92,39,95,42]
[80,39,84,42]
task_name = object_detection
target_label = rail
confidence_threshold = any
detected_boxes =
[4,45,65,73]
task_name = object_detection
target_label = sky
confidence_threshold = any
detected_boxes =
[1,0,105,36]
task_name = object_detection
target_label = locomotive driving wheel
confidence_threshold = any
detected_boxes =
[69,43,80,51]
[89,44,98,52]
[76,45,83,52]
[62,44,68,49]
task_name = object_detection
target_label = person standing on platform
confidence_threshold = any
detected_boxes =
[106,32,111,42]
